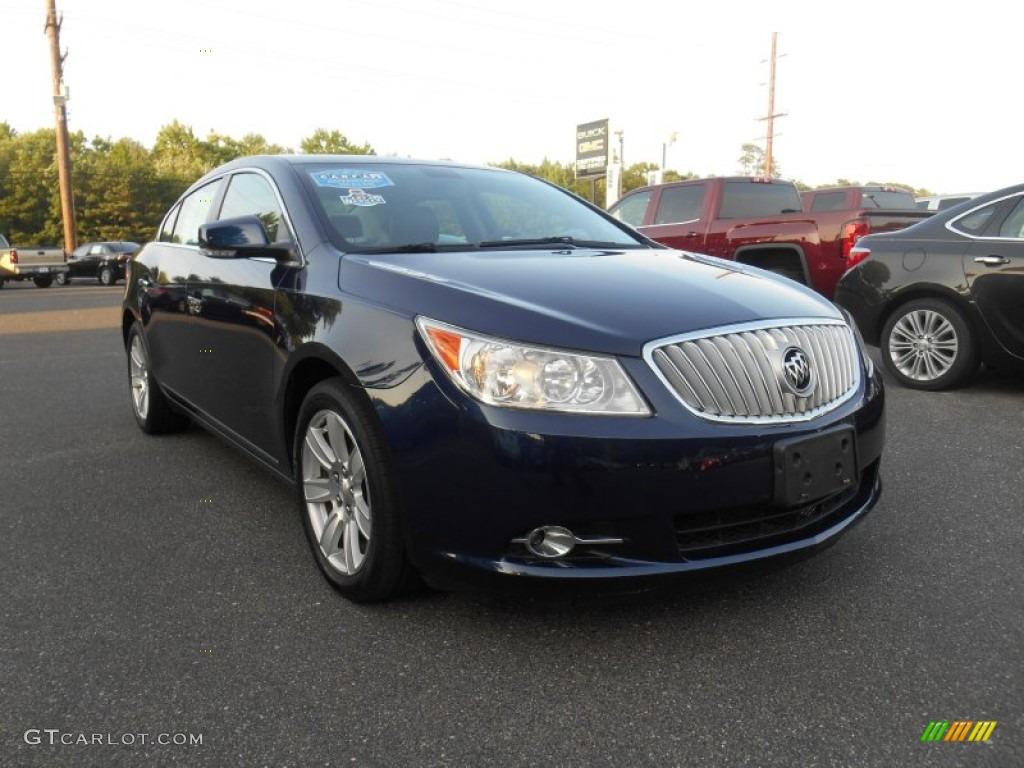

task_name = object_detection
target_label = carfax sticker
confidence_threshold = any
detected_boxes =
[340,189,386,207]
[312,169,394,189]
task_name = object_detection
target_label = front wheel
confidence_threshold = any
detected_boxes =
[127,322,189,433]
[880,298,979,390]
[33,276,54,288]
[294,379,410,602]
[99,267,114,286]
[56,272,70,286]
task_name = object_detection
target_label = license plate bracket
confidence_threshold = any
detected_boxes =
[773,427,858,507]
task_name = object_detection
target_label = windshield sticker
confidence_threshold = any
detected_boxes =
[312,170,394,189]
[340,189,386,207]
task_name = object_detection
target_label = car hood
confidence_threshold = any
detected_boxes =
[340,248,840,356]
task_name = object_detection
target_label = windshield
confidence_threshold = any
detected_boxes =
[300,162,646,253]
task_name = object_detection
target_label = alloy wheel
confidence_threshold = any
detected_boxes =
[129,334,150,419]
[301,410,372,576]
[888,309,958,381]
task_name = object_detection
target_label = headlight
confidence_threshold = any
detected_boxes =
[416,317,650,415]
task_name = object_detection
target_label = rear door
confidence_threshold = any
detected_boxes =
[635,181,708,251]
[961,193,1024,360]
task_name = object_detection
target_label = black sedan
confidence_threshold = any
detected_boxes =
[836,183,1024,390]
[123,155,884,602]
[59,241,139,285]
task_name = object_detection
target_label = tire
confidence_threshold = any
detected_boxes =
[56,272,70,286]
[294,378,410,602]
[127,322,189,434]
[880,298,979,390]
[99,267,114,286]
[33,276,54,288]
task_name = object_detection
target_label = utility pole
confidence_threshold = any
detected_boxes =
[758,32,786,178]
[45,0,76,252]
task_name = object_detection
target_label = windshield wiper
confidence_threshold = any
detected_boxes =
[356,242,438,254]
[478,236,581,248]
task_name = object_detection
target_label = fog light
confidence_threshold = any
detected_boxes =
[524,526,576,559]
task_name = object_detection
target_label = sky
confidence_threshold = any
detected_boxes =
[2,0,1020,195]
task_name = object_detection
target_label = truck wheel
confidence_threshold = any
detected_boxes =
[294,378,411,602]
[880,298,978,390]
[33,276,54,288]
[99,267,114,286]
[127,322,189,434]
[56,272,70,286]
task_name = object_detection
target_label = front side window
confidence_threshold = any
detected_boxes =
[170,179,223,245]
[219,173,293,242]
[609,190,652,227]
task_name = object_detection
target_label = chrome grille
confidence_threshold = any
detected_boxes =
[645,319,861,423]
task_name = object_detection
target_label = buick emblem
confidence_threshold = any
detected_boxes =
[781,346,814,397]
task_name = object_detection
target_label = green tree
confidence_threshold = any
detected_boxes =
[300,128,374,155]
[737,143,780,177]
[0,128,63,244]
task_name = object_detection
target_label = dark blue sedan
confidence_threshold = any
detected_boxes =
[123,156,885,602]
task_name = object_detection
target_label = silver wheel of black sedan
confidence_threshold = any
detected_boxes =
[125,322,189,434]
[129,334,150,420]
[880,298,978,390]
[294,378,410,602]
[302,409,372,576]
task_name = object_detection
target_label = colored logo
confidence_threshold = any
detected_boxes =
[312,170,394,189]
[921,721,997,742]
[340,189,386,207]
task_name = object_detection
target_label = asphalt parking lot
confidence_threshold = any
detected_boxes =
[1,281,1021,767]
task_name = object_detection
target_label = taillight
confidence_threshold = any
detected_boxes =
[9,249,18,264]
[841,220,871,260]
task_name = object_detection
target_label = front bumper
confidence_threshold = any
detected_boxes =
[373,357,885,593]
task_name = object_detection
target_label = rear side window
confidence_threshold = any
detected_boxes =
[610,190,652,227]
[859,190,915,209]
[808,191,847,212]
[654,184,705,224]
[952,203,999,236]
[719,182,802,219]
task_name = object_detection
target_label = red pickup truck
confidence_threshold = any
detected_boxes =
[608,177,931,298]
[800,184,917,212]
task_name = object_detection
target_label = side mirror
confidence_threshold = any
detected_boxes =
[198,216,297,262]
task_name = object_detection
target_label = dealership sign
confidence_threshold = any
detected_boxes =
[575,119,608,178]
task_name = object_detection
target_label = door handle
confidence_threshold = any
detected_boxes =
[973,256,1010,266]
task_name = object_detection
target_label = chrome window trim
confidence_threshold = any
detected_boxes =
[945,192,1024,242]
